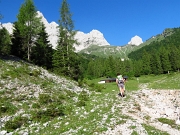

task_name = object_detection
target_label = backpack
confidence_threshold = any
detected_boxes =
[117,75,124,84]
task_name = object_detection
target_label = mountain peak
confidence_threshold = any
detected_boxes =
[128,35,143,46]
[74,29,110,52]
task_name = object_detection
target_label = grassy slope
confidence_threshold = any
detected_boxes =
[78,28,174,59]
[1,58,180,134]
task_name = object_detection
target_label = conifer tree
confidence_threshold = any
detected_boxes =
[32,23,53,69]
[141,50,151,75]
[133,60,142,77]
[105,56,116,77]
[159,46,171,73]
[0,27,11,55]
[86,60,96,79]
[16,0,41,61]
[150,52,162,75]
[11,22,26,59]
[53,0,79,79]
[169,45,180,72]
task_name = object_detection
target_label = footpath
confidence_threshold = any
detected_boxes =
[101,84,180,135]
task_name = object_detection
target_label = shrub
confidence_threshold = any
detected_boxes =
[4,116,29,132]
[0,101,17,115]
[29,69,41,77]
[39,94,52,104]
[32,103,40,109]
[88,83,104,92]
[32,104,65,122]
[76,91,89,107]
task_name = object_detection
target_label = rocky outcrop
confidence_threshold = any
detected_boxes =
[74,29,110,52]
[128,35,143,46]
[1,11,110,52]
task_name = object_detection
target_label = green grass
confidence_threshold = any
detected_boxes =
[138,73,180,89]
[1,59,180,134]
[86,77,139,93]
[158,118,180,130]
[85,73,180,97]
[142,124,169,135]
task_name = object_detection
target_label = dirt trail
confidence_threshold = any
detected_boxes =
[101,84,180,135]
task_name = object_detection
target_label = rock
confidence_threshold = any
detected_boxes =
[165,108,174,116]
[128,35,143,46]
[0,130,7,135]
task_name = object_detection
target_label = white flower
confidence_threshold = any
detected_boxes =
[91,109,95,112]
[65,122,69,125]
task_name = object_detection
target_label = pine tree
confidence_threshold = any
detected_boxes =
[0,27,11,55]
[11,22,26,59]
[133,60,142,77]
[150,52,162,75]
[16,0,41,61]
[53,0,79,79]
[86,60,96,79]
[141,50,151,75]
[31,23,53,69]
[159,46,171,73]
[169,45,180,72]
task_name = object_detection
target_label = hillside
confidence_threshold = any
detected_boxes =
[1,57,180,134]
[128,28,176,60]
[79,28,174,58]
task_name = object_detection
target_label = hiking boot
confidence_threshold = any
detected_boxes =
[118,93,122,97]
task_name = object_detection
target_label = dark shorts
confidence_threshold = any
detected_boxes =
[118,83,124,88]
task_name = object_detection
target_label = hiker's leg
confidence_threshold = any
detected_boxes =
[119,87,122,95]
[121,84,125,96]
[120,85,124,96]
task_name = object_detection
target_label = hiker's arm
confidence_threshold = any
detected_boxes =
[116,78,118,84]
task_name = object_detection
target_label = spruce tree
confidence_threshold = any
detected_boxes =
[0,27,11,55]
[53,0,79,80]
[133,60,142,77]
[141,50,151,75]
[169,45,180,72]
[32,23,53,69]
[11,22,26,59]
[159,46,171,73]
[16,0,41,61]
[150,52,162,75]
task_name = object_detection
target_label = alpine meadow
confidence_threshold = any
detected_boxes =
[0,0,180,135]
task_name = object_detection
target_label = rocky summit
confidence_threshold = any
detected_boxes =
[1,11,144,53]
[1,11,110,52]
[128,35,143,46]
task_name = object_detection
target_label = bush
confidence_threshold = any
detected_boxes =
[29,69,41,77]
[0,101,17,115]
[39,94,52,104]
[32,104,65,122]
[4,116,29,132]
[88,83,104,92]
[32,103,40,109]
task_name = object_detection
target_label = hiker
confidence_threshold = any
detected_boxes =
[116,73,125,97]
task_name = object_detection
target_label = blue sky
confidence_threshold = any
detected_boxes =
[0,0,180,46]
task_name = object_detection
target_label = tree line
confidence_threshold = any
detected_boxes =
[83,28,180,79]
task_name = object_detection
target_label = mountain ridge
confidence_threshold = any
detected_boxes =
[1,11,143,53]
